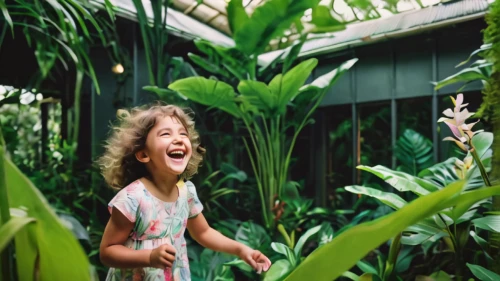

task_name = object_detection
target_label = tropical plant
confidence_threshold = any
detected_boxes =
[261,225,322,281]
[342,94,496,280]
[145,0,358,230]
[282,179,500,281]
[159,58,357,231]
[130,0,194,92]
[342,235,417,281]
[435,6,500,268]
[478,1,500,272]
[0,129,94,281]
[274,93,500,281]
[395,129,433,176]
[434,2,500,272]
[275,182,354,237]
[0,0,115,147]
[197,162,247,220]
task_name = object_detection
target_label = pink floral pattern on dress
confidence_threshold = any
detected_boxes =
[105,180,203,281]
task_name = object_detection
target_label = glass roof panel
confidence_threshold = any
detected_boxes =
[90,0,234,46]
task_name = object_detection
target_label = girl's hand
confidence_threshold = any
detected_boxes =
[149,244,176,269]
[239,246,272,274]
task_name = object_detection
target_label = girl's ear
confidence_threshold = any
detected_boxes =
[135,150,150,163]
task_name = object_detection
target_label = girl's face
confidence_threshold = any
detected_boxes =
[141,115,192,177]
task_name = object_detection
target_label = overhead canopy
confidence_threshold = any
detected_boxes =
[259,0,490,64]
[88,0,490,66]
[88,0,235,46]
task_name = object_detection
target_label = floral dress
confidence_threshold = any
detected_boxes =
[105,179,203,281]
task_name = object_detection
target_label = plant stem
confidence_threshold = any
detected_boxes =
[470,145,492,186]
[438,214,457,252]
[383,233,401,281]
[70,69,83,148]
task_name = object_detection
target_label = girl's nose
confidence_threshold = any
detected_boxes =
[172,134,182,144]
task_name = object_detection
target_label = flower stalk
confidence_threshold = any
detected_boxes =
[439,93,491,186]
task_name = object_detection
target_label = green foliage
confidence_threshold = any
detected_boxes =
[467,263,500,281]
[0,0,116,145]
[190,247,236,281]
[263,226,321,281]
[285,181,500,281]
[147,58,357,230]
[1,147,93,281]
[343,131,496,280]
[197,162,246,219]
[478,0,500,272]
[395,129,433,176]
[228,0,321,56]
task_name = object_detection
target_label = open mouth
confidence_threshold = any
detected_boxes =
[167,150,185,160]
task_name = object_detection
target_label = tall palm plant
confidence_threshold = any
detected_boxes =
[0,0,114,146]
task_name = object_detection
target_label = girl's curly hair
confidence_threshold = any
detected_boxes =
[97,103,206,190]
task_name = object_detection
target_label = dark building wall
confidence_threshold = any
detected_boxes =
[298,18,487,205]
[315,18,485,106]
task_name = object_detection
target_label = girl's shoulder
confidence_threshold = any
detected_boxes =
[122,179,146,195]
[108,180,146,222]
[112,179,146,201]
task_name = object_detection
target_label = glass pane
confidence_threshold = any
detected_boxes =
[358,102,392,185]
[397,97,433,140]
[324,105,353,209]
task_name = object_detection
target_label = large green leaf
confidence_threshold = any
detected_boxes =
[310,5,343,28]
[449,185,500,221]
[467,263,500,281]
[4,156,91,281]
[345,185,408,210]
[264,259,293,281]
[456,44,492,67]
[235,221,271,254]
[293,225,321,258]
[301,58,358,90]
[226,0,249,34]
[231,0,321,56]
[395,129,433,176]
[0,215,36,252]
[434,64,491,90]
[268,59,318,114]
[238,80,276,115]
[418,158,459,188]
[472,132,494,160]
[161,78,241,118]
[292,58,358,108]
[358,165,439,196]
[344,186,446,246]
[284,181,465,281]
[271,242,296,266]
[472,215,500,232]
[401,222,447,246]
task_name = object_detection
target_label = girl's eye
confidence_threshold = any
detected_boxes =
[161,133,170,136]
[181,133,188,136]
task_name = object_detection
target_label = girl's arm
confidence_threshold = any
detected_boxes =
[187,213,271,271]
[100,207,175,268]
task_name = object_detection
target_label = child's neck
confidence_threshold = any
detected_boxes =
[146,173,179,197]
